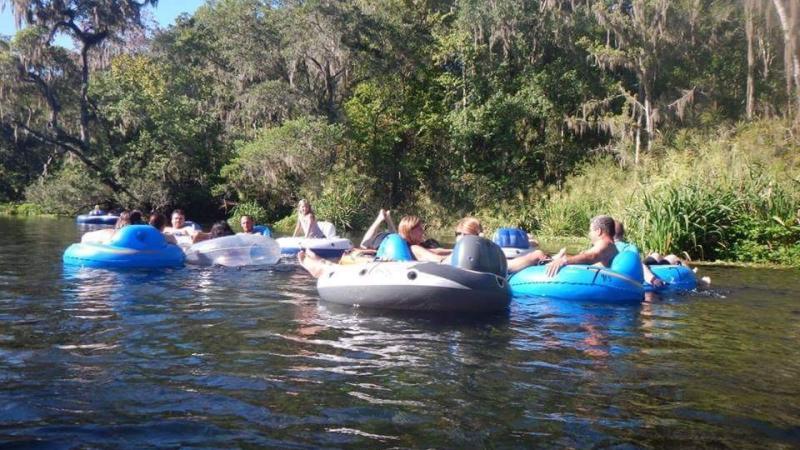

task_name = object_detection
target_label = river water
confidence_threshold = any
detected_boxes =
[0,216,798,448]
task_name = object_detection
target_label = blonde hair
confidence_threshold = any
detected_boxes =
[398,215,423,244]
[297,199,313,214]
[455,217,482,236]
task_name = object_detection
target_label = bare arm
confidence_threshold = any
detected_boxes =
[643,263,665,287]
[546,245,603,277]
[292,216,302,237]
[427,247,452,256]
[411,245,449,263]
[507,249,549,273]
[192,231,211,243]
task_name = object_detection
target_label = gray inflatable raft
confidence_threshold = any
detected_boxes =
[316,261,510,312]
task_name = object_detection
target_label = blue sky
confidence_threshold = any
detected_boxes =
[1,1,205,44]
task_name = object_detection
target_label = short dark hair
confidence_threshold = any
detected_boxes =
[590,215,615,237]
[149,213,167,230]
[613,220,625,241]
[172,209,185,217]
[209,220,234,239]
[130,210,144,224]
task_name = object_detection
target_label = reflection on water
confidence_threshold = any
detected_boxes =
[0,216,799,447]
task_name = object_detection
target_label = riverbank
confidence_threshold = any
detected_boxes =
[0,202,51,216]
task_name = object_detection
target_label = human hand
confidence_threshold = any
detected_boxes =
[545,255,566,278]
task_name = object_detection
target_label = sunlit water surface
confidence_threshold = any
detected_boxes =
[0,217,798,448]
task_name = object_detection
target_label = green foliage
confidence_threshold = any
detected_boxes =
[227,200,270,231]
[219,117,343,213]
[24,161,115,215]
[272,215,296,236]
[535,120,800,265]
[306,166,380,232]
[91,54,225,214]
[0,202,48,216]
[626,184,741,260]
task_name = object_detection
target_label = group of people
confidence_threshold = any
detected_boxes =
[82,198,687,287]
[81,208,262,246]
[299,204,685,287]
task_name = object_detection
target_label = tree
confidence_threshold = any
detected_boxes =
[0,0,157,200]
[771,0,800,124]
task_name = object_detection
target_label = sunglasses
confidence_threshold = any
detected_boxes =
[454,231,463,237]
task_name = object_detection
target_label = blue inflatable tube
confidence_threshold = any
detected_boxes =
[645,264,697,292]
[63,225,185,269]
[252,225,272,237]
[76,214,119,225]
[508,251,645,302]
[509,265,644,302]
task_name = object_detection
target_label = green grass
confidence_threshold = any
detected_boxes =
[469,119,800,267]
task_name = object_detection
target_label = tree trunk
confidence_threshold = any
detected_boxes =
[746,0,756,120]
[80,46,91,143]
[772,0,800,123]
[635,114,642,165]
[642,66,654,152]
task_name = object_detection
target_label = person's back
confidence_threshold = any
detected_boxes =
[81,211,133,244]
[593,237,618,268]
[149,213,178,245]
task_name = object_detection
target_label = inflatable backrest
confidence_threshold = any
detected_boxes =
[451,235,508,277]
[109,225,167,250]
[615,240,640,254]
[610,250,644,283]
[253,225,272,237]
[376,233,414,261]
[184,221,202,231]
[492,227,530,249]
[317,221,337,238]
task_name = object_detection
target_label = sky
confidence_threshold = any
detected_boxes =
[0,1,206,45]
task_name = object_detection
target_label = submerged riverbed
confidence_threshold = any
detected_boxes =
[0,216,798,448]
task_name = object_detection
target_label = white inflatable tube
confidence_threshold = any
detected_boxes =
[185,234,281,267]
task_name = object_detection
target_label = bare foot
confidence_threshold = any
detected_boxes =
[298,248,328,278]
